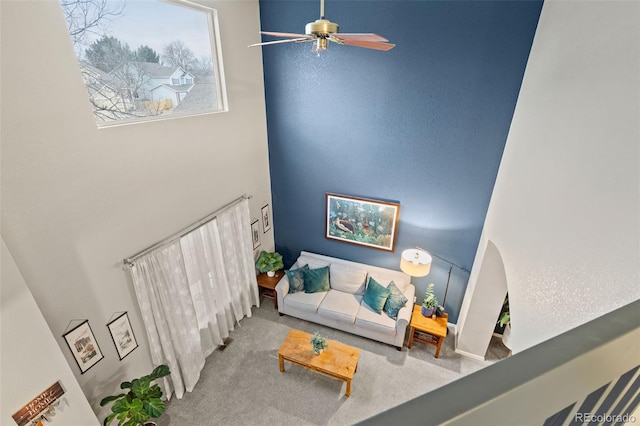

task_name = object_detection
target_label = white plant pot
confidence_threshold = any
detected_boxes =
[501,323,512,349]
[267,271,275,277]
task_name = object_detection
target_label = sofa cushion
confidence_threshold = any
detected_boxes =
[297,255,331,270]
[355,302,397,335]
[369,271,410,292]
[285,264,309,293]
[317,290,363,324]
[303,266,330,293]
[284,290,327,313]
[329,264,367,295]
[383,281,408,319]
[362,277,391,314]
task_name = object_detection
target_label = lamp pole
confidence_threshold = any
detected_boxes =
[415,246,469,308]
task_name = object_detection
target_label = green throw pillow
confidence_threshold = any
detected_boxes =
[363,277,391,314]
[285,264,309,293]
[303,266,330,293]
[383,281,408,319]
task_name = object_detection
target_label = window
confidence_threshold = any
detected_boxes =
[60,0,227,128]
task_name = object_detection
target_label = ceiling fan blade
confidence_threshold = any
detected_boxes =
[337,39,396,51]
[260,31,309,39]
[334,33,389,42]
[249,37,311,48]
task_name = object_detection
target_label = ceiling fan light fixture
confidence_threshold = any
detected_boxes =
[315,38,328,51]
[305,19,339,36]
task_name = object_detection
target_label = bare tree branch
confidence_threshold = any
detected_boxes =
[61,0,125,49]
[162,40,196,72]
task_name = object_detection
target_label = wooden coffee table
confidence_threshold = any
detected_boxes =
[277,329,360,397]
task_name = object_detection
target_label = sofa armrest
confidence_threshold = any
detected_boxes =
[396,284,416,331]
[275,274,290,313]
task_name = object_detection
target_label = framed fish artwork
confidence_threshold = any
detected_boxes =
[325,193,400,252]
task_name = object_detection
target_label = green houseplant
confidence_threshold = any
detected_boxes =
[498,296,512,350]
[255,250,284,277]
[100,364,171,426]
[421,283,438,317]
[498,311,510,328]
[310,332,329,355]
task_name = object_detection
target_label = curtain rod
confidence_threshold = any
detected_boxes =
[123,194,252,267]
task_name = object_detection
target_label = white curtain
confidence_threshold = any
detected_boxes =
[130,199,259,399]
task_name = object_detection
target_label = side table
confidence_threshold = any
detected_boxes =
[407,305,448,358]
[257,270,283,309]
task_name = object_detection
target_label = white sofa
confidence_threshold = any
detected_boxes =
[275,251,416,349]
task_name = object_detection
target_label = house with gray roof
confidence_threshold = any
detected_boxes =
[135,62,196,107]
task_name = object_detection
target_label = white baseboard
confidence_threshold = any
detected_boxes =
[454,348,486,361]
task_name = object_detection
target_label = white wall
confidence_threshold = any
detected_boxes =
[1,237,100,426]
[0,0,271,418]
[457,0,640,357]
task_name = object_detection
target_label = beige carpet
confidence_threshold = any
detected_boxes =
[157,303,509,425]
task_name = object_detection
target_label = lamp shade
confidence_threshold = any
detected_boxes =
[400,248,432,277]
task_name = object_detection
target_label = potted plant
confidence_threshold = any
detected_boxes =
[310,332,329,355]
[100,364,171,426]
[421,283,438,317]
[255,250,284,277]
[498,296,512,349]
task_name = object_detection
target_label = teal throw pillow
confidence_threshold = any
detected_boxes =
[303,266,330,293]
[363,277,391,314]
[383,281,408,319]
[285,264,309,293]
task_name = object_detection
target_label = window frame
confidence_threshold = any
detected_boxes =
[62,0,228,129]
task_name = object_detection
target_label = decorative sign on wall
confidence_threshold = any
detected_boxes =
[12,381,65,426]
[326,193,401,252]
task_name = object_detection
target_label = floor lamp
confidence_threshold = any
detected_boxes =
[400,246,469,316]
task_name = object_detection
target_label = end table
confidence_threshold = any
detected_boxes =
[257,271,283,309]
[407,305,448,358]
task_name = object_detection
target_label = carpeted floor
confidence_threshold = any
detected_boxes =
[157,303,509,426]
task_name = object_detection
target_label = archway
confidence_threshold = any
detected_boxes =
[455,240,508,359]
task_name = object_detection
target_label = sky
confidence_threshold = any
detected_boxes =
[86,0,215,60]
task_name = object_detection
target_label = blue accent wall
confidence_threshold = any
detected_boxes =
[260,0,542,322]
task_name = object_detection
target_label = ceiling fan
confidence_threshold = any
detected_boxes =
[249,0,395,53]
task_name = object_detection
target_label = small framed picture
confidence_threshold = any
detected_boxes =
[251,219,261,249]
[107,312,138,360]
[261,204,272,233]
[63,320,104,374]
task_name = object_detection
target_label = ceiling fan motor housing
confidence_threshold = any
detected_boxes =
[305,19,339,37]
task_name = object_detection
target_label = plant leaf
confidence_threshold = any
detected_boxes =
[149,364,171,380]
[132,376,151,398]
[103,412,116,426]
[100,394,125,406]
[148,384,162,399]
[143,397,165,418]
[120,381,133,389]
[111,398,131,414]
[127,400,148,425]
